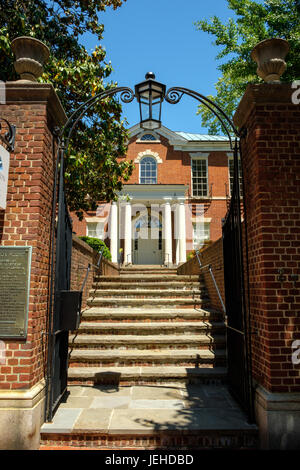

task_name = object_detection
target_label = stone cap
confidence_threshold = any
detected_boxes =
[233,83,295,129]
[4,81,67,128]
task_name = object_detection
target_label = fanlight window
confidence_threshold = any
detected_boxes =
[134,215,162,250]
[140,133,156,141]
[140,156,157,184]
[135,215,162,229]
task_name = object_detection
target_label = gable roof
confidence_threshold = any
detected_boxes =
[128,124,232,151]
[174,132,230,142]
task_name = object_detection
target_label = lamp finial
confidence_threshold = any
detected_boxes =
[145,72,155,80]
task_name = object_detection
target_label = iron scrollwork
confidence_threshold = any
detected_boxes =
[62,86,135,150]
[45,85,135,422]
[0,117,16,152]
[164,89,184,105]
[165,86,240,149]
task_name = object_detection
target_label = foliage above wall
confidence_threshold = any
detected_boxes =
[0,0,133,218]
[195,0,300,134]
[79,236,112,260]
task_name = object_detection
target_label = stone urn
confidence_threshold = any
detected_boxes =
[251,38,289,83]
[11,36,50,82]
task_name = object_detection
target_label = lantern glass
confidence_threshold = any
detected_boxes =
[135,73,166,130]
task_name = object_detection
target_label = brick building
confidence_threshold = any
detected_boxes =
[1,37,299,450]
[72,123,235,266]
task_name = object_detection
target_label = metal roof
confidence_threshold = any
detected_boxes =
[174,132,230,142]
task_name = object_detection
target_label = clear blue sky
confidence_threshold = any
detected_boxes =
[83,0,240,134]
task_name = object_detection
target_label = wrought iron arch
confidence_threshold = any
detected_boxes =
[165,86,240,145]
[0,117,16,152]
[45,86,135,422]
[164,85,253,422]
[45,80,254,423]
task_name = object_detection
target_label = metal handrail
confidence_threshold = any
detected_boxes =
[80,247,104,292]
[195,250,226,314]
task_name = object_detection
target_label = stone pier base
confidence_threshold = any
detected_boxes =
[0,380,45,450]
[255,385,300,449]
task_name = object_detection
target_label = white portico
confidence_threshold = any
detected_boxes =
[109,184,188,266]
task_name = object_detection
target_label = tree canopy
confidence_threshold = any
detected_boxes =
[0,0,134,218]
[195,0,300,134]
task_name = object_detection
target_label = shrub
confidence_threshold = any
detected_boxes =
[79,236,112,261]
[187,251,196,261]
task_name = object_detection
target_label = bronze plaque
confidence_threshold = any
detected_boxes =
[0,246,32,339]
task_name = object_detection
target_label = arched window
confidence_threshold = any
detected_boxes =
[140,156,157,184]
[140,133,156,141]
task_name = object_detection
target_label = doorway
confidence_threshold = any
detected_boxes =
[133,212,163,265]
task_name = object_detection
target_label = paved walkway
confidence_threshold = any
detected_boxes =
[41,383,256,435]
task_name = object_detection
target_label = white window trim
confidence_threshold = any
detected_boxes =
[134,149,162,164]
[85,217,106,223]
[191,217,212,223]
[227,153,242,197]
[192,221,210,250]
[86,218,105,239]
[228,154,233,196]
[136,131,161,143]
[190,154,209,198]
[139,155,158,184]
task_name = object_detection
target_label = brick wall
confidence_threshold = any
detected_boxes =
[234,83,300,393]
[71,235,97,310]
[177,256,201,276]
[177,238,225,313]
[199,239,225,313]
[100,257,120,277]
[71,134,231,248]
[71,235,120,310]
[0,82,66,390]
[124,135,229,244]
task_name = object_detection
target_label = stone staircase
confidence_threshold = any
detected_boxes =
[67,266,227,385]
[40,266,258,450]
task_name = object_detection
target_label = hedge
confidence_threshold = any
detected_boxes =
[79,236,112,261]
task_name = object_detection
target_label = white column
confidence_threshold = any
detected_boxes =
[178,199,187,263]
[163,200,172,266]
[110,201,118,263]
[175,203,180,265]
[124,201,132,265]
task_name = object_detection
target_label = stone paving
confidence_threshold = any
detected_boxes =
[41,383,257,435]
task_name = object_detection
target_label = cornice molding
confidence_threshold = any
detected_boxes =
[5,81,67,128]
[233,83,294,129]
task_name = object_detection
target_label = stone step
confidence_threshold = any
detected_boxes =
[81,307,223,322]
[120,271,178,275]
[68,348,226,367]
[69,334,226,350]
[40,383,258,450]
[77,321,225,335]
[120,267,178,273]
[89,288,206,298]
[67,365,228,385]
[93,275,201,282]
[92,281,203,290]
[87,297,210,307]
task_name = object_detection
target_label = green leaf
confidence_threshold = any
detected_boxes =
[0,0,132,212]
[195,0,300,134]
